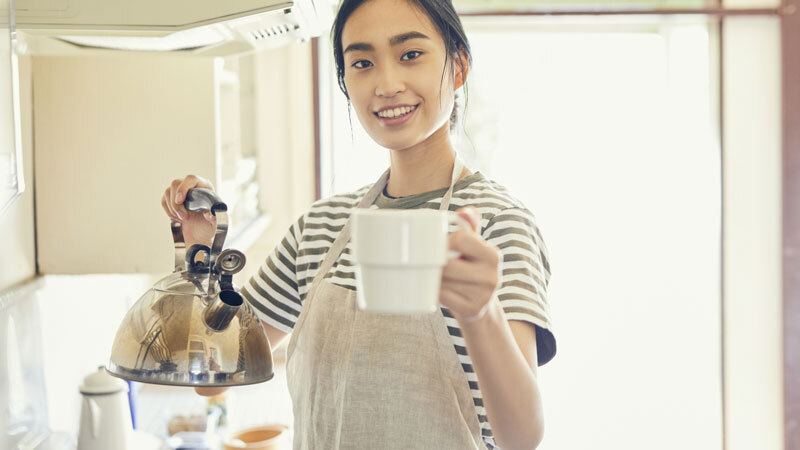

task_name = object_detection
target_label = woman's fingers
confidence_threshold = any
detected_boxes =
[163,186,181,220]
[167,179,187,221]
[175,175,196,204]
[176,175,214,221]
[455,206,480,232]
[448,229,500,266]
[194,386,229,397]
[439,285,488,320]
[176,175,213,203]
[439,285,470,308]
[171,178,189,220]
[161,176,215,223]
[442,258,498,286]
[162,175,213,221]
[161,194,176,221]
[441,279,495,303]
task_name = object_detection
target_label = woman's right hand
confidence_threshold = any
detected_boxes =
[194,386,230,397]
[161,175,217,246]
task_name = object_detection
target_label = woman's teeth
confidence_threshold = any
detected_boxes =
[377,105,417,118]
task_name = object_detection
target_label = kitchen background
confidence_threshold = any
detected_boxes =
[0,0,795,449]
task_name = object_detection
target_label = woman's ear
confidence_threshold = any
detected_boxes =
[453,48,470,90]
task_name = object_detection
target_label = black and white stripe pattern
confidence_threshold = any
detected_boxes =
[242,172,555,449]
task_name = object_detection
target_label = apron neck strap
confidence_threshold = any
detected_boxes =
[439,156,464,212]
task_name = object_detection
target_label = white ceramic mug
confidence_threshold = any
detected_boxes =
[351,209,471,313]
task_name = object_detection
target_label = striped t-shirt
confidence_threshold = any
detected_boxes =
[242,171,556,449]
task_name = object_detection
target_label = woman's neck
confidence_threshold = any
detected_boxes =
[385,124,470,197]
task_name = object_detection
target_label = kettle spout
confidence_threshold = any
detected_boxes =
[203,290,243,332]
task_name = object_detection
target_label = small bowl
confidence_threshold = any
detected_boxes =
[223,424,289,450]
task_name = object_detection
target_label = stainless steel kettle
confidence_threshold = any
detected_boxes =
[107,188,273,386]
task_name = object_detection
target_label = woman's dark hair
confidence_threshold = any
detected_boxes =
[331,0,472,131]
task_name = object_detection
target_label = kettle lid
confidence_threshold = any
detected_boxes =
[80,365,128,395]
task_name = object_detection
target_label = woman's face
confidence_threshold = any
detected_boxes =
[341,0,462,151]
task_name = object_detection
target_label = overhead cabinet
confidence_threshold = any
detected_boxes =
[32,45,315,274]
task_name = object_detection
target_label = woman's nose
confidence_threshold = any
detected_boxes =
[374,66,405,97]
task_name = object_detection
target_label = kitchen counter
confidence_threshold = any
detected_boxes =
[136,353,293,449]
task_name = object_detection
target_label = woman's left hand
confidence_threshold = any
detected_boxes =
[440,206,502,324]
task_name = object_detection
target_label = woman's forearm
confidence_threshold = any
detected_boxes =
[458,300,544,450]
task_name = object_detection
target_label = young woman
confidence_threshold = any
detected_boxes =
[161,0,556,448]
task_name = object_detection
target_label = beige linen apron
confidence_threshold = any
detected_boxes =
[285,158,484,450]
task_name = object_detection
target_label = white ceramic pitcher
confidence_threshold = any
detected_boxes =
[77,366,132,450]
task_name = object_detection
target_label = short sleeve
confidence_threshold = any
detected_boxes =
[482,207,556,365]
[241,213,305,334]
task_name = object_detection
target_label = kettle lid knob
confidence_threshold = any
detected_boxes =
[80,365,128,395]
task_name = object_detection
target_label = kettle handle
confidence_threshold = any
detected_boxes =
[185,188,227,214]
[85,396,101,438]
[170,188,229,273]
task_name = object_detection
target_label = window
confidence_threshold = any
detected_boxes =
[316,3,787,447]
[455,17,722,449]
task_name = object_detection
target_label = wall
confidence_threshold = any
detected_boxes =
[239,41,317,283]
[0,41,316,446]
[32,54,219,274]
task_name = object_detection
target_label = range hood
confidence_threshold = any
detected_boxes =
[13,0,336,56]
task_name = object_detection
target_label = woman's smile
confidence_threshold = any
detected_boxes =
[374,103,420,126]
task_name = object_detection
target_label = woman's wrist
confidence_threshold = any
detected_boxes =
[461,303,490,324]
[455,296,503,332]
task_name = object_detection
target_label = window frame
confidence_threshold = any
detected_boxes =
[310,2,799,447]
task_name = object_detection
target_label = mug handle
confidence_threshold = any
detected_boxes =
[446,214,474,260]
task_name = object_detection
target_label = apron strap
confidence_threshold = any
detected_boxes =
[439,155,464,213]
[308,156,465,290]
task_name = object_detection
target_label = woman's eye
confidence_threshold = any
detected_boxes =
[401,51,422,61]
[352,60,373,69]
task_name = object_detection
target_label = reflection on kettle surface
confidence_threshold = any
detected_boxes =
[108,267,273,386]
[106,188,273,387]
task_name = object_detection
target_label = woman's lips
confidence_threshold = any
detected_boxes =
[374,104,419,126]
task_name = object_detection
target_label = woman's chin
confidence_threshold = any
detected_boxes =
[370,134,421,152]
[380,140,422,152]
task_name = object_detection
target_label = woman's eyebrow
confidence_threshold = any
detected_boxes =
[389,31,430,46]
[343,31,430,54]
